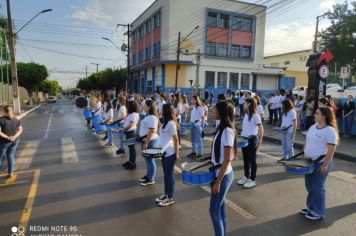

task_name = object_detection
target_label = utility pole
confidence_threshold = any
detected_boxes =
[117,23,131,91]
[84,66,88,78]
[195,49,201,94]
[6,0,20,114]
[174,31,181,92]
[91,63,100,73]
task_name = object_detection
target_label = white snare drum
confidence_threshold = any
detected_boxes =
[142,148,164,158]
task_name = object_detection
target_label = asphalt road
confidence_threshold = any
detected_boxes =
[0,99,355,236]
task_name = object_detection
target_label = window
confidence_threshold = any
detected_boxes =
[153,42,160,57]
[231,45,240,58]
[154,12,160,28]
[217,72,227,88]
[231,16,241,30]
[241,18,252,31]
[145,47,151,60]
[218,14,229,29]
[217,43,228,57]
[207,42,216,56]
[138,25,145,38]
[241,46,251,59]
[284,61,290,65]
[132,31,137,42]
[207,12,217,27]
[241,73,250,89]
[132,54,137,65]
[205,71,215,88]
[230,73,239,89]
[145,20,151,34]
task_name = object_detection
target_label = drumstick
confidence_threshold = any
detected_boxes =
[186,160,211,172]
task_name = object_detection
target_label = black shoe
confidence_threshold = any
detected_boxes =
[124,162,136,170]
[116,149,125,155]
[138,175,148,182]
[196,155,203,160]
[122,161,131,167]
[140,179,155,186]
[277,157,287,163]
[187,153,196,158]
[102,136,108,141]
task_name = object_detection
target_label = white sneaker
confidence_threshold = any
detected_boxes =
[243,179,256,188]
[237,176,247,185]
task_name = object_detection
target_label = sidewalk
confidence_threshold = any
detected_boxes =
[262,123,356,163]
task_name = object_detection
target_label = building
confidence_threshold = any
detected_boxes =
[129,0,282,96]
[264,49,313,89]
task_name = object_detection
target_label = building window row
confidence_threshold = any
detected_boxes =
[132,12,161,43]
[207,11,253,32]
[206,42,251,59]
[205,71,250,89]
[131,42,160,65]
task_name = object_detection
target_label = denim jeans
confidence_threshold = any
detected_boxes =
[270,109,278,123]
[144,138,160,181]
[190,125,203,155]
[343,112,354,135]
[161,153,176,198]
[125,131,136,163]
[277,108,282,120]
[0,140,19,174]
[239,104,245,118]
[280,130,294,159]
[209,170,234,236]
[305,160,334,218]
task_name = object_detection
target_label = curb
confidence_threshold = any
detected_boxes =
[263,135,356,163]
[16,104,41,120]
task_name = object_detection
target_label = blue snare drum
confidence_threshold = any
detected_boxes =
[181,161,215,186]
[180,123,193,129]
[95,124,107,135]
[83,109,93,119]
[284,159,319,175]
[92,116,103,126]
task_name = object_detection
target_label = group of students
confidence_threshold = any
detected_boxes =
[84,89,339,236]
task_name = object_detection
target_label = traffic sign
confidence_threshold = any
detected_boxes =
[318,65,329,79]
[340,67,349,79]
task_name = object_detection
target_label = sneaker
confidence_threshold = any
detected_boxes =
[305,212,322,220]
[104,143,113,147]
[122,161,131,167]
[138,176,148,182]
[124,162,136,170]
[155,194,168,203]
[237,176,248,185]
[187,153,196,158]
[196,155,203,160]
[102,136,108,141]
[277,157,287,163]
[243,179,256,188]
[140,179,155,186]
[6,173,13,179]
[116,149,125,155]
[300,208,310,215]
[158,198,175,207]
[92,132,98,136]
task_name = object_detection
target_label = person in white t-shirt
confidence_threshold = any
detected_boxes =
[157,93,166,120]
[237,98,264,188]
[140,95,147,121]
[155,103,180,207]
[138,100,160,186]
[187,95,205,159]
[180,95,189,134]
[172,94,182,144]
[267,92,278,125]
[91,95,102,130]
[209,101,237,235]
[201,99,209,139]
[277,92,283,122]
[106,96,127,151]
[254,96,264,122]
[277,100,297,162]
[122,100,140,170]
[301,107,338,221]
[294,95,304,130]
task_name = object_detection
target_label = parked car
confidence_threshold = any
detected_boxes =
[326,83,342,92]
[292,86,307,97]
[47,96,57,103]
[234,90,256,97]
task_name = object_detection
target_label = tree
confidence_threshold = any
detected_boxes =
[16,62,48,94]
[40,79,61,95]
[320,1,356,83]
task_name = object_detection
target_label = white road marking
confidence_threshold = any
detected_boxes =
[58,109,64,113]
[61,138,79,163]
[16,141,40,170]
[44,105,55,139]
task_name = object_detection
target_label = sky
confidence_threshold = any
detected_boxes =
[0,0,346,88]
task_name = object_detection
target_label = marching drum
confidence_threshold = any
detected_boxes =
[284,159,318,175]
[75,96,88,109]
[180,123,193,129]
[273,127,290,132]
[181,160,215,186]
[92,116,103,126]
[142,148,165,159]
[237,139,249,148]
[95,124,107,135]
[83,109,93,119]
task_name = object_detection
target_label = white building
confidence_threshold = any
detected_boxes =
[129,0,282,96]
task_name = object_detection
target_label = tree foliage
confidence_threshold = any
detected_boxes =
[40,79,61,95]
[77,67,127,91]
[16,62,48,94]
[320,1,356,75]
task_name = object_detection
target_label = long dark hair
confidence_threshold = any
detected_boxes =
[319,97,332,107]
[282,99,293,116]
[145,100,158,117]
[245,98,257,121]
[127,100,140,114]
[214,101,236,163]
[192,95,202,107]
[318,107,339,144]
[162,103,176,129]
[173,93,180,108]
[105,100,112,113]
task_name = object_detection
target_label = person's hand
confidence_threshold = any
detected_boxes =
[255,143,261,152]
[8,136,16,142]
[212,181,221,194]
[319,163,328,175]
[143,142,148,150]
[176,153,180,162]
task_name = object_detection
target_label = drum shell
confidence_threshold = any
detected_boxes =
[83,109,93,119]
[182,170,215,186]
[95,124,107,134]
[76,96,88,108]
[92,116,103,126]
[142,148,163,158]
[285,165,315,175]
[180,123,193,129]
[237,140,248,148]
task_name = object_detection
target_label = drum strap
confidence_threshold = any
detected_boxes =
[313,155,326,164]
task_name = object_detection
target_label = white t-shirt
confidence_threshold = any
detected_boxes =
[157,100,166,117]
[281,109,297,129]
[190,106,205,126]
[141,100,146,116]
[241,113,262,137]
[181,103,189,115]
[124,113,139,131]
[101,101,108,115]
[211,127,235,177]
[159,120,177,156]
[304,124,337,160]
[203,105,209,121]
[239,96,245,105]
[105,108,114,122]
[92,101,102,116]
[174,103,182,120]
[257,105,264,117]
[295,100,304,112]
[269,96,279,110]
[139,115,159,139]
[117,106,127,124]
[277,95,283,108]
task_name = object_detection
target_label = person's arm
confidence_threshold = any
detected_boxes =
[256,124,264,152]
[124,121,134,131]
[212,146,232,194]
[319,144,336,175]
[0,128,10,140]
[173,133,180,161]
[291,119,297,140]
[345,103,354,117]
[143,128,155,149]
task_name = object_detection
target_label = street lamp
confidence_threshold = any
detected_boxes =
[313,13,331,52]
[5,1,53,114]
[102,37,121,50]
[174,25,200,91]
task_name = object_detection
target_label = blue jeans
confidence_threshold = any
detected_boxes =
[209,170,234,236]
[343,112,354,135]
[280,130,294,159]
[144,138,160,181]
[161,153,176,198]
[305,160,334,218]
[108,122,125,149]
[190,125,203,155]
[0,140,19,174]
[239,104,244,117]
[270,109,278,122]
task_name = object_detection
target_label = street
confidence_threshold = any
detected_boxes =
[0,98,355,236]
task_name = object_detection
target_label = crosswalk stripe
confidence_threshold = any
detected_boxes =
[16,141,40,170]
[61,138,79,163]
